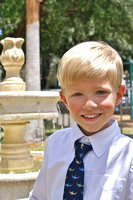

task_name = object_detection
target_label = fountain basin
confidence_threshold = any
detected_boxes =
[0,172,38,200]
[0,91,59,119]
[0,151,43,200]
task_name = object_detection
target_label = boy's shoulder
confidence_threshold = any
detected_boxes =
[53,126,73,136]
[122,135,133,144]
[115,134,133,154]
[119,134,133,143]
[48,126,73,144]
[44,127,76,155]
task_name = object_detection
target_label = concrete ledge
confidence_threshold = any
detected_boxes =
[0,172,38,199]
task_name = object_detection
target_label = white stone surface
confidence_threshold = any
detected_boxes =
[0,151,43,199]
[0,91,59,117]
[0,172,38,200]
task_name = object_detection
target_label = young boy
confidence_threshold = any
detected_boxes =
[29,42,133,200]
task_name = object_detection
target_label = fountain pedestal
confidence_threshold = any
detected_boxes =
[0,120,33,172]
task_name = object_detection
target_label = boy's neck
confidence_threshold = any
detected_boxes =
[77,118,114,136]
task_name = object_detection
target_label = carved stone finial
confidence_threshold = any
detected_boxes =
[0,37,26,91]
[1,37,24,68]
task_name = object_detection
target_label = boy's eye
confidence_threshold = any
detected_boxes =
[73,93,83,97]
[96,91,106,95]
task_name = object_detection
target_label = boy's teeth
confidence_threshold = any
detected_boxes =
[84,114,99,119]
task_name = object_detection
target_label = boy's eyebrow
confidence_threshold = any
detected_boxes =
[69,85,110,89]
[96,85,109,89]
[68,87,82,91]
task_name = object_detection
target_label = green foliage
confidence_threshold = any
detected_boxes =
[0,0,133,60]
[0,0,25,38]
[40,0,133,61]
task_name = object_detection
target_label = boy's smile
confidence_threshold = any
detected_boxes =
[60,78,125,136]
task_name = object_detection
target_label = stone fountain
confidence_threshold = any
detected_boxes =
[0,37,59,199]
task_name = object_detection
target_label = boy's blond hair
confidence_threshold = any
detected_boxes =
[57,41,123,91]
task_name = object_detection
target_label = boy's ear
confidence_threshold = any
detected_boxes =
[115,85,125,106]
[59,91,69,109]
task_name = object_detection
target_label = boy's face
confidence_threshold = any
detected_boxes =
[60,78,125,136]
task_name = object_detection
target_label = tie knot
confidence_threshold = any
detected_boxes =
[74,140,92,159]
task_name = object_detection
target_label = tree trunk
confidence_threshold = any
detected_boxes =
[25,0,45,142]
[26,0,40,91]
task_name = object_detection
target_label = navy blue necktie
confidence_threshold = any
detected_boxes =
[63,140,92,200]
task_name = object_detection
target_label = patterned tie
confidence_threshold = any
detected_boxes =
[63,140,92,200]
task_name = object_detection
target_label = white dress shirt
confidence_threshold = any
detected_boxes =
[29,118,133,200]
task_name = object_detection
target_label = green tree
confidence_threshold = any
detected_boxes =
[39,0,133,61]
[0,0,133,82]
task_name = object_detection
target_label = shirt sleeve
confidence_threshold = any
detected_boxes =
[29,139,49,200]
[128,159,133,200]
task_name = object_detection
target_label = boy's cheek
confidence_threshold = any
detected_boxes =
[67,102,79,112]
[100,99,115,110]
[68,103,77,110]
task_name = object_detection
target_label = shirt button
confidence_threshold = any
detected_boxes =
[86,138,90,143]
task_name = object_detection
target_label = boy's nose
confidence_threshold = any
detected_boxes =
[83,98,97,110]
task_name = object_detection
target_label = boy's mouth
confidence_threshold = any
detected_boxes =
[82,114,102,120]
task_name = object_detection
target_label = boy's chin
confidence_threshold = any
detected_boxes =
[78,121,111,136]
[78,125,99,136]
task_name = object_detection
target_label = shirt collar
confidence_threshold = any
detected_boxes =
[71,118,121,158]
[71,121,85,143]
